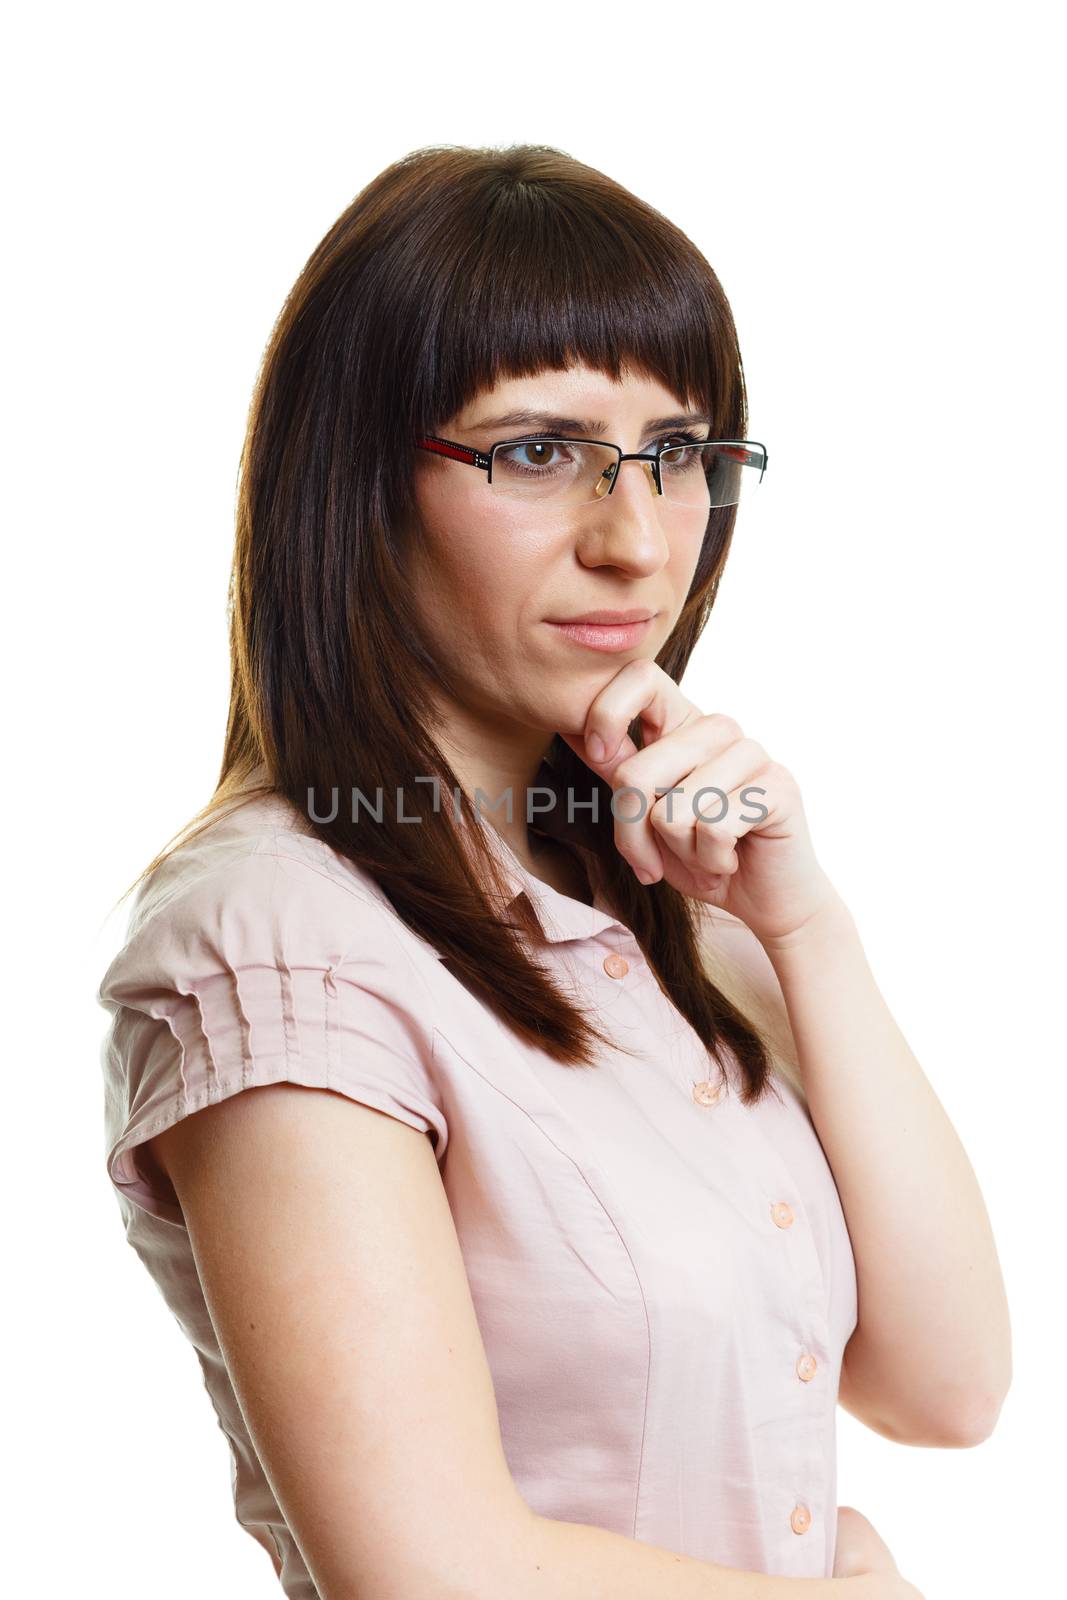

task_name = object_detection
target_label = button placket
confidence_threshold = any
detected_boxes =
[763,1184,828,1551]
[781,1205,829,1552]
[664,1026,834,1551]
[669,1024,834,1551]
[790,1503,812,1536]
[576,935,652,1012]
[655,972,739,1106]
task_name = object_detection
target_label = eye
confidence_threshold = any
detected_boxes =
[656,430,707,453]
[510,441,565,467]
[493,437,581,477]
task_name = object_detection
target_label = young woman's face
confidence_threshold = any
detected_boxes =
[408,361,711,744]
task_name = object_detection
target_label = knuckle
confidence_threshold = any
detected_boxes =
[611,757,643,795]
[618,657,660,692]
[649,798,689,838]
[706,711,744,743]
[739,736,770,768]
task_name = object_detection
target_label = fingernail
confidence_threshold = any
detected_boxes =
[635,867,656,885]
[586,733,606,761]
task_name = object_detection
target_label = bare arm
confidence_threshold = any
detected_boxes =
[151,1085,920,1600]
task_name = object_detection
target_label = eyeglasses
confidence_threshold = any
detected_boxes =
[415,432,768,510]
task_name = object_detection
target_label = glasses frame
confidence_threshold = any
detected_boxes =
[414,432,769,507]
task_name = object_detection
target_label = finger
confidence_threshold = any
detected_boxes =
[557,727,641,774]
[652,774,774,890]
[565,713,749,883]
[618,743,770,886]
[582,658,702,765]
[556,727,666,878]
[611,717,761,823]
[651,755,774,879]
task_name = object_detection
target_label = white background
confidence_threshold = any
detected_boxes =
[6,4,1063,1594]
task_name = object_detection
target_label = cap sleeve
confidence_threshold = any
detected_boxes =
[97,842,447,1224]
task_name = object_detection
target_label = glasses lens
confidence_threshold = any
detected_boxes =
[658,441,767,508]
[487,438,767,508]
[489,439,621,504]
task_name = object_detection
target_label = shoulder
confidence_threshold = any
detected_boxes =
[98,792,438,1014]
[98,793,451,1221]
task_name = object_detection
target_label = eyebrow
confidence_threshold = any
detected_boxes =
[469,408,713,438]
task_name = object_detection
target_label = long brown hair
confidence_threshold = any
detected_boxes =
[120,142,787,1106]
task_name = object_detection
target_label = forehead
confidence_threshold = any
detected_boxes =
[454,361,695,432]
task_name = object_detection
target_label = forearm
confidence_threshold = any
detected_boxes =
[501,1508,881,1599]
[760,893,1011,1440]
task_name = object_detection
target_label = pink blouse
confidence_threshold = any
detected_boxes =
[97,778,857,1595]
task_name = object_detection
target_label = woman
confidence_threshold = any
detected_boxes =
[97,143,1008,1598]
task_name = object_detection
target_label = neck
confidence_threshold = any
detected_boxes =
[430,717,561,874]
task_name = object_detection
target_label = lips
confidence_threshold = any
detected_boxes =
[544,614,656,653]
[546,608,657,625]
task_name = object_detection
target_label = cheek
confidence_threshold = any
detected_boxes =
[667,522,707,588]
[410,507,560,680]
[431,506,555,606]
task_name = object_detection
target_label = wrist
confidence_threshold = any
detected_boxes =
[757,887,857,959]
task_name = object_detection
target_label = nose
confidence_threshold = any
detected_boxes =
[576,457,672,575]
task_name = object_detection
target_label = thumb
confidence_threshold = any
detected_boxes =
[557,727,640,781]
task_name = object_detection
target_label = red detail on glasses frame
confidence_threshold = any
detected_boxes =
[416,436,478,465]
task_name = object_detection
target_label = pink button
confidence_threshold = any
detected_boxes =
[692,1080,722,1107]
[602,953,629,979]
[771,1201,795,1228]
[790,1504,812,1535]
[796,1352,817,1382]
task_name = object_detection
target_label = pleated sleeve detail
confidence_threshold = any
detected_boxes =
[97,841,447,1224]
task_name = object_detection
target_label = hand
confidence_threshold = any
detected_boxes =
[833,1505,900,1579]
[558,657,845,947]
[833,1507,926,1598]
